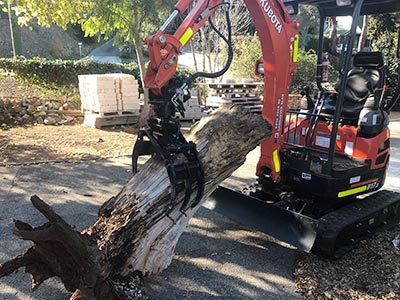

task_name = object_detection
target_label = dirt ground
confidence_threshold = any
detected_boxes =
[1,77,400,300]
[1,124,136,165]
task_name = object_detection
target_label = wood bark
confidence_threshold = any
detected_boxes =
[0,106,272,300]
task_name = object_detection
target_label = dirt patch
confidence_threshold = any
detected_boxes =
[0,76,44,99]
[1,124,136,165]
[0,76,77,105]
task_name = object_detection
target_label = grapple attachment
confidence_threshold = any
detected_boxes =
[132,117,204,214]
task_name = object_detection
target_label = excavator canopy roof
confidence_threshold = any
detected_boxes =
[284,0,400,16]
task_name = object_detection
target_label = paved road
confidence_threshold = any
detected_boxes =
[1,113,400,299]
[0,157,298,300]
[87,38,122,64]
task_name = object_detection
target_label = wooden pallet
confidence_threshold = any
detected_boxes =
[84,111,139,128]
[204,82,263,114]
[208,83,259,89]
[83,109,140,118]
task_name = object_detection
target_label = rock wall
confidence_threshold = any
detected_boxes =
[0,98,83,128]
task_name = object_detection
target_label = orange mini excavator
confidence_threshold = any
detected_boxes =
[133,0,400,256]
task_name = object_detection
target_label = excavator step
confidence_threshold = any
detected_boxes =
[313,189,400,257]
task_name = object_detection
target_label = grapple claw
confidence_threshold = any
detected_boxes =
[132,117,204,216]
[132,132,155,174]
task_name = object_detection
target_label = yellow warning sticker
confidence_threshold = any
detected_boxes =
[293,34,299,62]
[273,150,280,173]
[179,28,193,46]
[338,185,367,198]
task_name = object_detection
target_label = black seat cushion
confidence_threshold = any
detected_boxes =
[321,93,365,120]
[321,67,381,119]
[340,68,380,103]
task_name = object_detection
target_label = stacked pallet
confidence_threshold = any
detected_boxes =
[177,89,205,121]
[79,74,140,128]
[205,80,263,113]
[288,94,303,108]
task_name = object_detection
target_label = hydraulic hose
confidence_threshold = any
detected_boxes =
[185,6,233,87]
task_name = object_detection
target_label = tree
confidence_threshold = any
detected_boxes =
[295,4,319,51]
[2,0,176,122]
[327,17,338,55]
[368,13,400,87]
[190,0,253,79]
[357,15,369,52]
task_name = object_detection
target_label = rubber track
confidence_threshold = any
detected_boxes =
[314,189,400,257]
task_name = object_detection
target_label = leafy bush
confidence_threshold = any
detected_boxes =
[228,35,261,82]
[368,13,400,88]
[228,35,319,93]
[290,49,318,93]
[0,57,141,92]
[0,57,195,96]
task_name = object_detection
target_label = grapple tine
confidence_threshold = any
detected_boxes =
[180,179,193,212]
[166,164,178,213]
[132,138,154,174]
[190,161,204,209]
[131,87,205,218]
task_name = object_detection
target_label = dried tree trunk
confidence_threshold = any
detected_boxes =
[0,106,272,300]
[357,15,369,52]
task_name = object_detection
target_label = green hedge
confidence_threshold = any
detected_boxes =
[0,57,142,92]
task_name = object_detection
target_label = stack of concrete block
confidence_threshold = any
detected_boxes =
[79,74,140,116]
[177,89,204,120]
[79,74,140,128]
[79,74,118,113]
[114,74,140,112]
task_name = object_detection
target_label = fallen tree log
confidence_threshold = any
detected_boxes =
[0,106,272,300]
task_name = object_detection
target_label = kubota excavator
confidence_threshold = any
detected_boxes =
[133,0,400,257]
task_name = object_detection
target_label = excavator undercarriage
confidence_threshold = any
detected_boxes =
[206,185,400,257]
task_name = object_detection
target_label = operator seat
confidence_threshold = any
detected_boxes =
[321,51,385,122]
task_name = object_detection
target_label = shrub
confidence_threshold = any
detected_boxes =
[0,57,195,96]
[228,35,320,93]
[290,49,318,93]
[0,57,141,92]
[228,35,261,82]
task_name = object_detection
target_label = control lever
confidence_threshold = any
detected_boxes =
[366,80,374,94]
[378,85,388,108]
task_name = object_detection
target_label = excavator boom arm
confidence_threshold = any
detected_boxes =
[144,0,300,182]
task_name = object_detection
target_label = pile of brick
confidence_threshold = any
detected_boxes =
[79,74,141,128]
[0,98,83,129]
